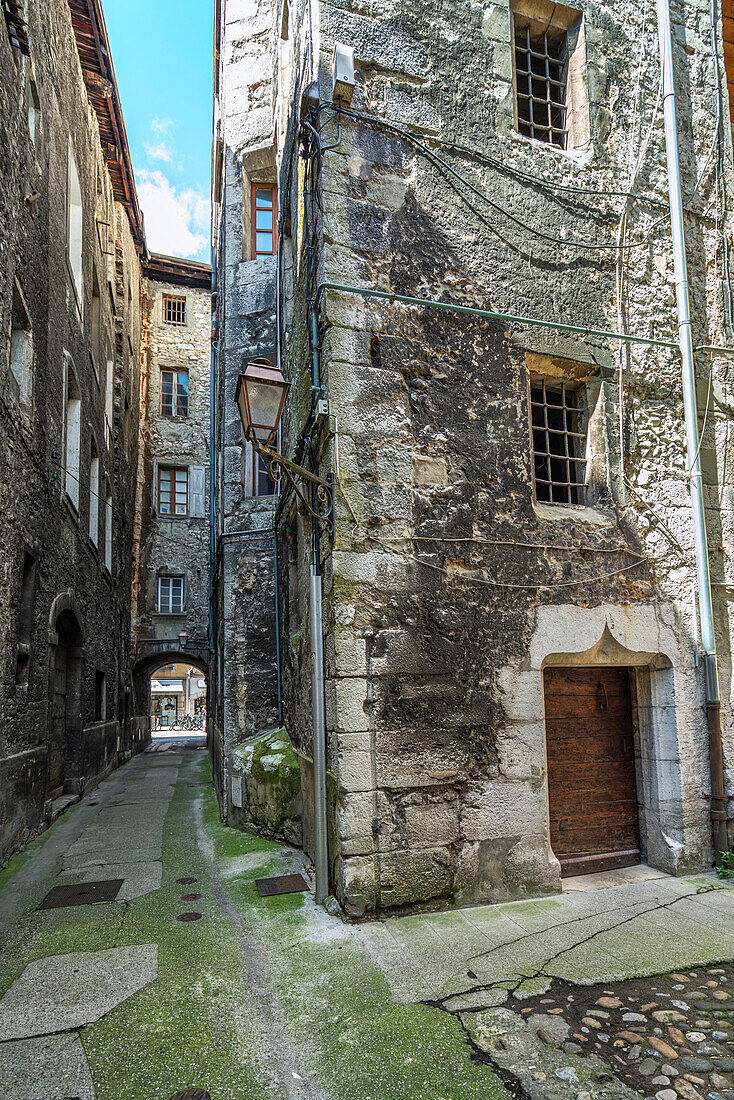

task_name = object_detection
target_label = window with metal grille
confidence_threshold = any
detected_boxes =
[158,466,188,515]
[530,380,587,504]
[162,294,186,325]
[251,185,277,257]
[514,20,568,148]
[160,369,189,416]
[158,576,184,614]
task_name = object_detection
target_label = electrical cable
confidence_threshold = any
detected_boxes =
[332,103,674,253]
[374,539,669,591]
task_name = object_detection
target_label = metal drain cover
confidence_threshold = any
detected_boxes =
[176,876,197,885]
[255,873,309,897]
[37,879,124,909]
[176,911,203,921]
[170,1090,211,1100]
[180,893,202,901]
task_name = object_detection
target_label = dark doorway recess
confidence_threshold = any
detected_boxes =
[49,608,84,797]
[544,666,640,877]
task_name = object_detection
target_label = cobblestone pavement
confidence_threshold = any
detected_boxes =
[506,964,734,1100]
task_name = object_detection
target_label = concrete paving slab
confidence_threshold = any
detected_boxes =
[56,860,162,901]
[356,921,437,1002]
[0,944,158,1039]
[0,1033,95,1099]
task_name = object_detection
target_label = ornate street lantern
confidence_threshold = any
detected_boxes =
[178,630,188,650]
[235,358,290,445]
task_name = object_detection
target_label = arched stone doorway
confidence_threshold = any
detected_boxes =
[48,594,85,797]
[132,647,209,733]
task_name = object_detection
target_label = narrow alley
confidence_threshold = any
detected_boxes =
[0,744,733,1100]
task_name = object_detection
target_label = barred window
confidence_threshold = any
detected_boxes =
[530,380,587,505]
[160,369,189,416]
[514,19,568,149]
[162,294,186,325]
[158,576,184,614]
[158,466,188,515]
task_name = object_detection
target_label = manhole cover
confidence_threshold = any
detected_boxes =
[176,877,197,885]
[180,893,202,901]
[186,782,212,787]
[37,879,124,909]
[176,911,203,922]
[170,1090,211,1100]
[255,873,309,897]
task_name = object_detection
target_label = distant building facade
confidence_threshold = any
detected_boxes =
[131,256,212,714]
[0,0,145,860]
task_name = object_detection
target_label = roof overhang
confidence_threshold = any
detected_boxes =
[69,0,145,248]
[144,253,213,289]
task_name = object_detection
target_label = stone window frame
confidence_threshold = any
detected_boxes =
[525,352,604,516]
[242,164,278,262]
[162,293,187,326]
[88,435,100,547]
[62,352,82,516]
[509,0,589,152]
[157,575,185,615]
[14,548,37,688]
[66,140,84,313]
[8,276,33,409]
[250,183,278,259]
[159,365,190,418]
[157,464,189,517]
[242,432,280,499]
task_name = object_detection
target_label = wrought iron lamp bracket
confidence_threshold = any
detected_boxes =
[249,433,334,525]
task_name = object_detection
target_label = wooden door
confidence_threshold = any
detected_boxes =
[544,666,640,877]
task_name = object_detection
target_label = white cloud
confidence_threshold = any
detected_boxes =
[136,169,210,259]
[144,141,173,163]
[151,116,174,135]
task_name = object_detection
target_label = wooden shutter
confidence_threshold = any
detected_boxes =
[189,465,206,517]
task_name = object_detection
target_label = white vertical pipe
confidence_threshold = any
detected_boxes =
[656,0,728,860]
[656,0,717,667]
[310,567,329,902]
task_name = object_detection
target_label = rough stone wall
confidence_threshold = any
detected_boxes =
[131,273,211,710]
[266,0,734,913]
[211,0,281,819]
[0,0,143,862]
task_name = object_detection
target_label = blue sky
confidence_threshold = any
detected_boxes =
[104,0,214,262]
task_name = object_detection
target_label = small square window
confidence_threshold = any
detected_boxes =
[530,379,588,504]
[251,185,277,258]
[162,294,186,325]
[160,369,189,416]
[158,576,184,614]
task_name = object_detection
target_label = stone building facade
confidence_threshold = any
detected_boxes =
[0,0,146,861]
[216,0,734,915]
[210,0,281,818]
[131,256,212,709]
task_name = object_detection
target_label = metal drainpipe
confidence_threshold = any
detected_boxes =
[656,0,729,862]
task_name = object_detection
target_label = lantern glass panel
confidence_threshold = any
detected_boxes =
[246,378,284,439]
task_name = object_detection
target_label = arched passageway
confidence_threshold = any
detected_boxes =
[132,648,209,738]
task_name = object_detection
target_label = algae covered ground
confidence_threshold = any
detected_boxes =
[0,745,511,1100]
